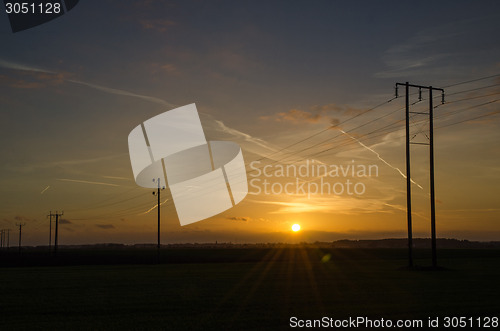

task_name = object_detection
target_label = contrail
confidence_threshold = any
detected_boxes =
[214,119,277,152]
[0,59,54,74]
[340,129,424,190]
[67,79,177,108]
[102,176,130,180]
[0,58,177,108]
[57,178,120,187]
[40,185,50,194]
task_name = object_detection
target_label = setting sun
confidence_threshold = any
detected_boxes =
[292,224,301,232]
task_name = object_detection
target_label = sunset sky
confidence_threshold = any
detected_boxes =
[1,0,499,245]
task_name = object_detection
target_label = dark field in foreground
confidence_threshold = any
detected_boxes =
[1,248,499,330]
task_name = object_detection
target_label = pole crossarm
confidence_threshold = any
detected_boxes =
[396,82,444,92]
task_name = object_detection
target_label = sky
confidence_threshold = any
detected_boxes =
[0,0,499,246]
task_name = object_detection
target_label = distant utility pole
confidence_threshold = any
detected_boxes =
[395,82,444,268]
[152,178,165,264]
[1,229,10,249]
[47,211,53,251]
[16,223,26,253]
[49,211,64,256]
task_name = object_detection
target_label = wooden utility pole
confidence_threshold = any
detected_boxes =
[16,223,26,253]
[153,178,164,264]
[396,82,444,268]
[49,211,64,256]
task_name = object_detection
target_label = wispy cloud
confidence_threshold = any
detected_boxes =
[227,216,249,222]
[249,195,394,215]
[260,103,364,126]
[96,224,115,229]
[57,178,120,187]
[375,15,500,81]
[139,18,175,32]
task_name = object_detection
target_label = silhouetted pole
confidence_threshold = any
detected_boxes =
[16,223,26,253]
[53,211,63,256]
[47,211,53,251]
[405,82,413,267]
[6,229,9,249]
[158,182,160,263]
[396,82,444,268]
[152,178,165,264]
[55,213,59,255]
[429,88,437,268]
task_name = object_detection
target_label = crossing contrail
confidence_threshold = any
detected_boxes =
[340,129,424,190]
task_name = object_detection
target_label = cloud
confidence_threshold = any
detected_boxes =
[375,16,500,81]
[0,74,44,89]
[227,216,249,222]
[59,219,72,224]
[274,109,323,124]
[150,63,177,74]
[96,224,115,229]
[261,103,364,126]
[139,19,175,32]
[248,194,395,215]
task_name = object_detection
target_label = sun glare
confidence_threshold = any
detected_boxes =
[292,224,301,232]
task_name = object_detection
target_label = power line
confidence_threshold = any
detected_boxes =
[442,73,500,88]
[436,109,500,129]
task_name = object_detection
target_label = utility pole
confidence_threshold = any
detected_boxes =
[152,178,165,264]
[16,223,26,253]
[395,82,444,268]
[47,211,53,251]
[51,211,64,256]
[0,229,10,249]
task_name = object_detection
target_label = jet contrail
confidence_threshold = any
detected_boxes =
[340,129,424,190]
[57,178,120,187]
[67,79,177,108]
[0,59,177,108]
[40,185,50,194]
[141,198,169,214]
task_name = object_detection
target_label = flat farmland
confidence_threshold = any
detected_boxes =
[0,248,499,330]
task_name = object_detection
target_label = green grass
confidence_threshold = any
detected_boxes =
[0,248,499,330]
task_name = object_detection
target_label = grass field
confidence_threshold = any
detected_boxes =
[1,248,499,330]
